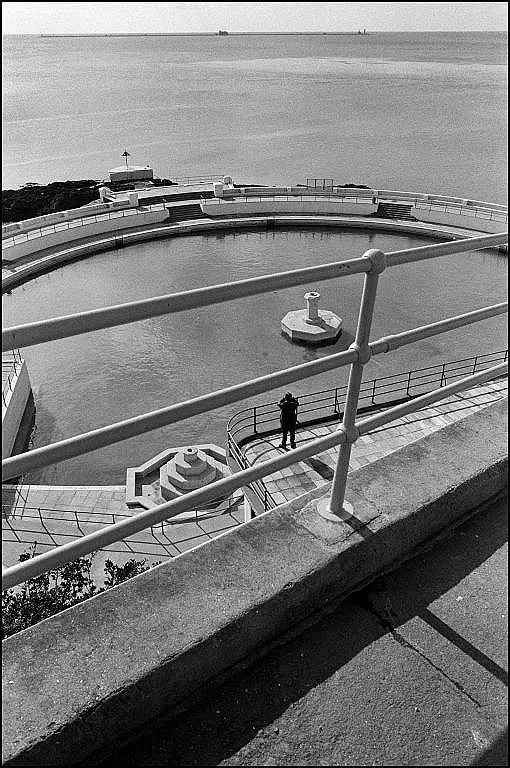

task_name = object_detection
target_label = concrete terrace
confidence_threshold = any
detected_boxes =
[1,182,507,765]
[3,399,507,767]
[2,182,507,292]
[1,484,245,582]
[2,378,506,581]
[244,379,508,509]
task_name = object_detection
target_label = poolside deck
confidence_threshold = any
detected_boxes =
[242,379,508,508]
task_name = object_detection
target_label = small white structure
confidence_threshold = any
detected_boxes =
[108,165,153,183]
[160,446,229,501]
[281,291,342,344]
[125,444,236,511]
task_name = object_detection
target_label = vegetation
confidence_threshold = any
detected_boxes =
[2,548,157,639]
[2,180,101,223]
[106,177,175,192]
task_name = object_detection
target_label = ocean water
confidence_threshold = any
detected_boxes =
[2,32,508,201]
[2,32,508,484]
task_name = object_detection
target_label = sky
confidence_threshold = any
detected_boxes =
[2,2,508,34]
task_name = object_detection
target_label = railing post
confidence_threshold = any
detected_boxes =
[440,363,446,387]
[406,370,412,397]
[472,356,478,375]
[371,378,377,404]
[320,249,386,520]
[253,407,257,434]
[334,387,339,413]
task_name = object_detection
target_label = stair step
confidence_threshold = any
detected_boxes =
[168,203,208,221]
[376,202,416,221]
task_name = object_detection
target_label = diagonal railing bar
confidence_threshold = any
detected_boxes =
[1,347,357,480]
[1,257,370,352]
[2,301,506,482]
[2,232,507,353]
[386,232,508,267]
[370,302,508,354]
[2,361,506,590]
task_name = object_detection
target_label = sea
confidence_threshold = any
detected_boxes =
[2,32,508,485]
[2,32,507,199]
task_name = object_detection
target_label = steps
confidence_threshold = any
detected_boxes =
[139,190,215,206]
[376,202,416,220]
[167,203,208,222]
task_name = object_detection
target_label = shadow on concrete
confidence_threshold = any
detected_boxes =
[97,495,507,767]
[471,727,508,766]
[420,608,507,687]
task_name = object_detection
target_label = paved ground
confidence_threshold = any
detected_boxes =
[99,494,508,767]
[244,379,508,507]
[1,484,244,583]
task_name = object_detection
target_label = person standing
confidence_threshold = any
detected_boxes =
[278,392,299,449]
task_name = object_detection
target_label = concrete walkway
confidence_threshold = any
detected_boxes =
[244,379,508,508]
[3,210,502,291]
[2,379,506,582]
[100,494,508,767]
[1,484,245,583]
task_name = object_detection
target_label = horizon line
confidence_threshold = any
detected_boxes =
[3,29,507,36]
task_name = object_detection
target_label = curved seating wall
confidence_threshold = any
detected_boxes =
[2,208,169,262]
[202,200,378,217]
[1,199,134,237]
[410,206,505,234]
[1,189,507,266]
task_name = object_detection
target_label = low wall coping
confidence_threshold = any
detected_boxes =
[2,399,507,766]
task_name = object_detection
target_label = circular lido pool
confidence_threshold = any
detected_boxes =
[3,226,507,485]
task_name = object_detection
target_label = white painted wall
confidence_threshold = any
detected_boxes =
[2,200,134,238]
[2,361,31,459]
[411,208,507,234]
[2,209,168,262]
[202,201,378,217]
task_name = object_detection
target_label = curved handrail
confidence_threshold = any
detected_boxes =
[209,194,508,223]
[1,203,168,248]
[227,350,508,447]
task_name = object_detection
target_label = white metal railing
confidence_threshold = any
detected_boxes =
[170,175,224,185]
[1,230,508,589]
[2,349,23,409]
[3,188,507,252]
[1,203,168,249]
[210,193,374,205]
[413,202,507,222]
[212,192,508,223]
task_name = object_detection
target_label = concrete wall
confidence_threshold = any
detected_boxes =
[202,201,377,217]
[411,207,507,234]
[2,399,507,766]
[1,209,168,262]
[2,361,32,459]
[1,200,134,238]
[222,186,375,199]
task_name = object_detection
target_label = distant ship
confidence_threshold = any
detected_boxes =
[218,30,229,36]
[357,29,368,35]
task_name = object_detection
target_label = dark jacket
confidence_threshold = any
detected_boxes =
[278,396,299,425]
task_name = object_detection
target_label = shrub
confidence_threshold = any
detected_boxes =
[2,547,157,639]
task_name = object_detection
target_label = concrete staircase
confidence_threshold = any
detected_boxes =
[167,203,208,222]
[376,202,416,220]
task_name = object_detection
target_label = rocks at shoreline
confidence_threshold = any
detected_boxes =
[2,180,101,224]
